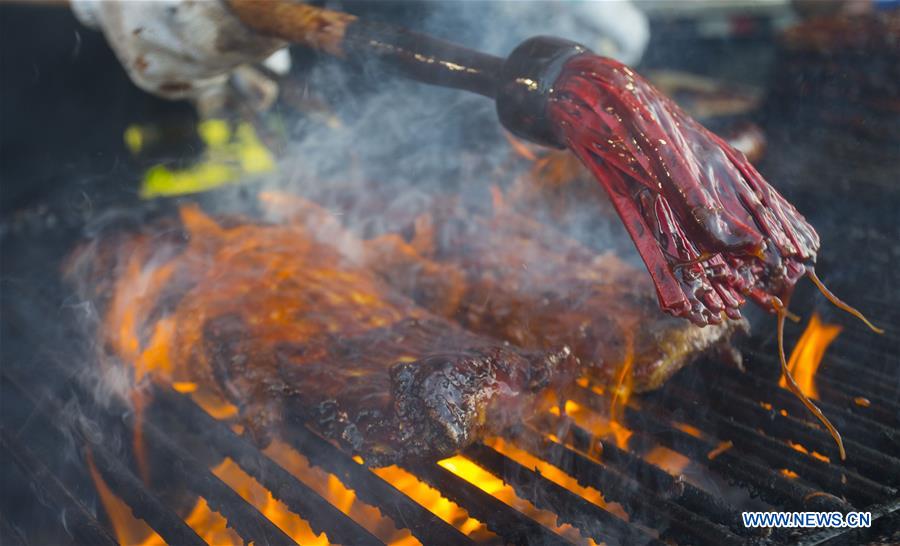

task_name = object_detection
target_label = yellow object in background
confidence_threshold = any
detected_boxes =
[129,119,276,199]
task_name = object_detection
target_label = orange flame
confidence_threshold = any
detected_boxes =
[643,446,691,476]
[86,451,166,546]
[607,331,635,449]
[559,333,635,450]
[87,449,241,546]
[779,313,842,399]
[261,439,418,545]
[438,455,600,545]
[486,437,629,521]
[552,399,633,451]
[370,466,493,540]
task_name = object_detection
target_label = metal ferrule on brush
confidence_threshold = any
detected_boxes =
[495,37,589,149]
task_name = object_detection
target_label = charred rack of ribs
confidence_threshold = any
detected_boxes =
[263,192,747,394]
[65,205,575,466]
[65,194,744,466]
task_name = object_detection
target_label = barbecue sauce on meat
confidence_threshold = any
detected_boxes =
[262,193,746,393]
[66,204,574,466]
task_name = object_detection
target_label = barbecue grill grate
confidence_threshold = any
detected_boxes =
[2,308,898,546]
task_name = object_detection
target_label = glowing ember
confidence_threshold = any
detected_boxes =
[707,440,733,460]
[779,313,842,399]
[674,422,704,439]
[787,440,831,463]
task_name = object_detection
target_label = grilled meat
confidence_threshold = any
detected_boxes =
[65,205,574,466]
[264,193,746,392]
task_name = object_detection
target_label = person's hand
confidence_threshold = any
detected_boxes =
[72,0,288,105]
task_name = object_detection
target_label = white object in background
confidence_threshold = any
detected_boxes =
[569,0,651,65]
[489,0,650,66]
[71,0,287,102]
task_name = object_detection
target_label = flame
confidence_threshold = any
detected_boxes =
[87,450,241,546]
[779,313,843,399]
[213,457,332,545]
[607,331,635,449]
[643,446,691,476]
[553,399,633,451]
[86,451,165,546]
[262,439,418,545]
[555,338,636,451]
[780,468,799,479]
[87,201,552,544]
[485,437,629,521]
[438,455,600,545]
[87,197,679,544]
[370,466,494,540]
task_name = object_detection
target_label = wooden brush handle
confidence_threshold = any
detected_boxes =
[229,0,504,98]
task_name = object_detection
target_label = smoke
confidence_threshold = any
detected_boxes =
[251,2,650,260]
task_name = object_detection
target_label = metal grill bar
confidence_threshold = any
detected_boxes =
[808,372,899,425]
[820,358,900,407]
[154,387,385,546]
[100,399,298,545]
[404,461,572,546]
[740,348,900,424]
[0,427,118,546]
[696,379,900,485]
[279,422,475,546]
[569,388,854,512]
[830,339,899,375]
[713,369,900,452]
[514,422,747,545]
[463,442,663,546]
[3,375,206,546]
[25,374,300,546]
[650,386,894,506]
[528,414,758,537]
